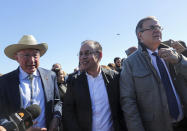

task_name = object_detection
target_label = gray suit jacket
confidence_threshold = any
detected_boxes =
[0,67,62,128]
[120,43,187,131]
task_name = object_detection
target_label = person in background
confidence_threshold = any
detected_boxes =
[108,63,116,70]
[114,57,122,73]
[51,63,67,101]
[163,39,187,56]
[101,65,111,70]
[125,46,137,56]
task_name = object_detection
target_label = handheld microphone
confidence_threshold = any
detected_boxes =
[2,104,41,131]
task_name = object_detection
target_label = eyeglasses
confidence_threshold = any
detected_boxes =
[17,53,40,59]
[140,25,163,32]
[78,50,98,57]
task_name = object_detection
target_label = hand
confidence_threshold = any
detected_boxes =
[48,117,60,131]
[26,127,47,131]
[0,126,6,131]
[158,48,180,64]
[170,40,186,54]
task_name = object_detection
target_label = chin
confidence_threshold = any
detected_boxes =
[153,40,161,45]
[27,69,36,74]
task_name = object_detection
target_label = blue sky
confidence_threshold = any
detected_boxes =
[0,0,187,74]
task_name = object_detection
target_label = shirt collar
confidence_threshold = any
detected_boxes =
[86,68,102,80]
[19,66,39,80]
[147,48,158,56]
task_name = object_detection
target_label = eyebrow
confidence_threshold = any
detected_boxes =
[80,50,92,52]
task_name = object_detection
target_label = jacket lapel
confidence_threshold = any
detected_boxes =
[142,51,161,83]
[79,72,92,128]
[138,43,171,84]
[138,44,161,84]
[80,72,92,108]
[38,67,50,102]
[101,68,110,91]
[101,68,115,109]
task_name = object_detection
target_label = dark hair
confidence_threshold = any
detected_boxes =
[107,63,115,70]
[52,63,61,69]
[178,40,187,48]
[135,16,158,41]
[114,57,121,63]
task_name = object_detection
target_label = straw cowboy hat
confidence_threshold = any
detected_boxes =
[4,35,48,60]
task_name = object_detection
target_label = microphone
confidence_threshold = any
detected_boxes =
[2,104,41,131]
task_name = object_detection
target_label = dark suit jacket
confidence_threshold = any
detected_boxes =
[63,67,127,131]
[0,67,62,128]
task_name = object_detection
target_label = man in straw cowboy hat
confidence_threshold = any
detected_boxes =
[0,35,62,131]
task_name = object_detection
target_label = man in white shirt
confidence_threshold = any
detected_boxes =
[63,40,127,131]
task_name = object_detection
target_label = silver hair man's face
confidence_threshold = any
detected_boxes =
[138,19,162,51]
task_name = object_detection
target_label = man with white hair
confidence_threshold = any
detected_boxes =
[0,35,62,131]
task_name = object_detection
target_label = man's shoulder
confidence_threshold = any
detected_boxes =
[101,67,119,79]
[0,69,19,91]
[124,49,144,64]
[0,69,18,82]
[38,67,55,76]
[66,71,86,86]
[68,71,83,80]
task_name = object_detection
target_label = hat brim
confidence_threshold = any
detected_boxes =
[4,43,48,60]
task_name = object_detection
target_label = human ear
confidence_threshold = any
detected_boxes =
[97,52,102,62]
[138,32,143,42]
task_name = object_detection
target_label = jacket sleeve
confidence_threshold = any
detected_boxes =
[175,55,187,79]
[62,80,81,131]
[182,49,187,57]
[120,60,145,131]
[53,74,62,118]
[0,83,12,129]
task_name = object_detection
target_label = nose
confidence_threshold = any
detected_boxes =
[154,27,160,31]
[153,28,161,34]
[27,56,36,63]
[153,26,163,32]
[79,54,88,59]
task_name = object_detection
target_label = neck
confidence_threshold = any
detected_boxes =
[86,65,100,78]
[141,42,160,52]
[148,47,158,52]
[116,65,120,68]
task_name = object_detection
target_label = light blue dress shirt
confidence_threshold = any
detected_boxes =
[86,70,114,131]
[147,49,183,122]
[19,67,46,128]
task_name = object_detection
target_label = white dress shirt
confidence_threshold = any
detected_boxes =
[86,70,114,131]
[19,67,46,128]
[147,49,183,122]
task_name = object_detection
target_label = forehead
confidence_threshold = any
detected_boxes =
[142,19,160,27]
[116,59,121,61]
[17,48,39,54]
[80,43,94,51]
[53,64,61,68]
